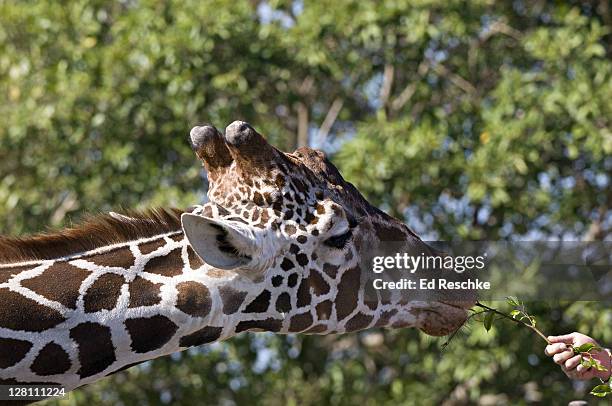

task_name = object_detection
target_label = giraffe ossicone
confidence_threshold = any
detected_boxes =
[0,120,475,394]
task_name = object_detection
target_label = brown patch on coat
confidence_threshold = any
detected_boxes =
[322,263,339,278]
[280,258,295,272]
[139,238,166,255]
[143,248,183,277]
[296,279,312,308]
[169,234,183,242]
[187,246,203,269]
[83,273,125,313]
[304,324,327,334]
[125,315,178,353]
[176,281,212,318]
[316,300,333,320]
[0,337,32,368]
[20,262,90,309]
[87,246,135,268]
[271,275,283,287]
[288,312,313,332]
[179,326,223,348]
[374,223,409,242]
[375,309,398,327]
[335,266,360,321]
[235,318,282,333]
[295,253,309,267]
[308,270,330,295]
[0,288,66,331]
[287,273,298,288]
[30,342,71,375]
[244,290,272,313]
[128,277,162,308]
[219,286,248,314]
[275,292,292,313]
[70,322,116,378]
[0,264,34,284]
[344,313,373,331]
[363,280,379,310]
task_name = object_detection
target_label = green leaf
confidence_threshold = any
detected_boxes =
[484,312,494,332]
[528,316,536,327]
[590,384,612,397]
[574,343,600,354]
[593,360,608,372]
[506,296,519,307]
[510,310,521,318]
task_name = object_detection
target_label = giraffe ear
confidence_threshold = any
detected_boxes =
[181,213,256,270]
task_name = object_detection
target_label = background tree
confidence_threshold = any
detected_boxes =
[1,0,610,404]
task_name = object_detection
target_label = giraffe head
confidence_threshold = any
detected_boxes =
[182,121,475,336]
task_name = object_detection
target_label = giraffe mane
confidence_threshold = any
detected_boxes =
[0,208,184,262]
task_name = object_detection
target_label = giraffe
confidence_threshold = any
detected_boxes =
[0,121,475,395]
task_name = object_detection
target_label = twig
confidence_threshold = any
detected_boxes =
[379,64,395,110]
[468,19,522,71]
[433,64,477,95]
[298,76,314,94]
[475,302,551,344]
[296,102,309,148]
[390,61,429,112]
[316,98,344,145]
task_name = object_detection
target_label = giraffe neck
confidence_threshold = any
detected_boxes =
[0,213,455,392]
[0,231,252,391]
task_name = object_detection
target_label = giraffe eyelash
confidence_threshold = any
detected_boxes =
[323,229,352,249]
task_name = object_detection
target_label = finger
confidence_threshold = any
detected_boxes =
[553,350,574,365]
[564,355,582,371]
[565,371,580,380]
[548,333,575,344]
[575,364,591,377]
[570,364,590,380]
[545,343,567,356]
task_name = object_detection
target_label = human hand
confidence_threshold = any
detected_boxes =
[545,332,611,381]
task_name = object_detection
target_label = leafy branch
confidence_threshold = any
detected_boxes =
[443,297,611,398]
[477,298,550,345]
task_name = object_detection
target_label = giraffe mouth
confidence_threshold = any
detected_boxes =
[439,299,477,311]
[408,300,475,337]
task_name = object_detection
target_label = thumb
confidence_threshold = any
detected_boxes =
[548,333,575,344]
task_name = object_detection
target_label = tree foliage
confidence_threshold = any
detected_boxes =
[1,0,610,404]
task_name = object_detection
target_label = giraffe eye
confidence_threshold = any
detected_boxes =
[324,229,352,249]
